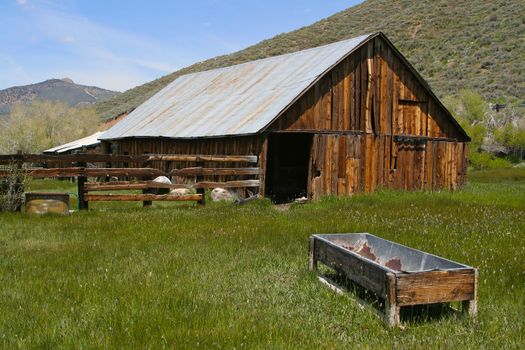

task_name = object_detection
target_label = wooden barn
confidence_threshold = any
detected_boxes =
[100,32,470,202]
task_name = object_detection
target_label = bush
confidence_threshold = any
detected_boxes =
[469,151,512,170]
[0,163,30,212]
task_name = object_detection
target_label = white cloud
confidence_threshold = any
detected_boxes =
[16,0,28,6]
[10,1,185,90]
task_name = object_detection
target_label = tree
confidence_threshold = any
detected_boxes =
[0,100,99,154]
[443,89,488,152]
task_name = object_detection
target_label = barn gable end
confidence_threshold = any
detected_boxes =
[268,34,469,141]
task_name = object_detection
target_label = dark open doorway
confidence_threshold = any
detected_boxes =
[265,133,312,203]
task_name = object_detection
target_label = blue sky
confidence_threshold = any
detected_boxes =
[0,0,362,92]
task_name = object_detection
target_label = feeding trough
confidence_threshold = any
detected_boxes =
[25,192,70,215]
[309,233,478,327]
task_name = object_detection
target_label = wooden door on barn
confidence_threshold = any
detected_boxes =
[264,133,313,203]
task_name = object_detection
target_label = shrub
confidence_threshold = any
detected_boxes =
[469,151,512,170]
[0,163,31,212]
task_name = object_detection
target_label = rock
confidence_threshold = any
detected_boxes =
[294,196,308,204]
[211,188,236,202]
[152,176,171,184]
[170,188,191,196]
[514,162,525,168]
[151,176,171,195]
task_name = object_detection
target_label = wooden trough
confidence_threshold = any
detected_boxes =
[25,192,70,215]
[309,233,478,327]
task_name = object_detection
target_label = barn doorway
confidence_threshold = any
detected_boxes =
[265,133,312,203]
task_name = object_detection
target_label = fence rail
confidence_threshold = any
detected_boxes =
[0,152,260,210]
[0,153,258,165]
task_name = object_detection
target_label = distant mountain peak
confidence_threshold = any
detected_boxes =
[0,79,120,116]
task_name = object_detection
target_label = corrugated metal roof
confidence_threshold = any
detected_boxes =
[100,33,374,140]
[44,131,105,154]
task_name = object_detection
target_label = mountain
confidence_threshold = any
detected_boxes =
[95,0,524,121]
[0,78,120,116]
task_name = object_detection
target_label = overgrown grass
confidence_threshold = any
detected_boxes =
[1,170,524,348]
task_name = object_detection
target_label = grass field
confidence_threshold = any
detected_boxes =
[1,169,524,348]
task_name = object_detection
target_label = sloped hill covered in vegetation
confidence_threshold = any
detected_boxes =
[96,0,524,121]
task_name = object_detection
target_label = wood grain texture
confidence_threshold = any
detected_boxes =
[85,194,203,202]
[396,269,476,306]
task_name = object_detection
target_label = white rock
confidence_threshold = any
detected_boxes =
[294,196,308,204]
[211,188,236,202]
[170,188,190,196]
[152,176,171,184]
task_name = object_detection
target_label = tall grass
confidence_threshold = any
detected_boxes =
[0,170,524,348]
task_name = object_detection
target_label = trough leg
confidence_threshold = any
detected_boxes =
[385,273,400,327]
[463,269,478,317]
[308,236,317,271]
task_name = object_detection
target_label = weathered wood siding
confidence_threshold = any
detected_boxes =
[104,35,468,198]
[308,134,468,199]
[269,36,466,140]
[267,35,469,198]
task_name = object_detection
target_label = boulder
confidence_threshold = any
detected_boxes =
[150,176,171,195]
[152,176,171,184]
[211,188,236,202]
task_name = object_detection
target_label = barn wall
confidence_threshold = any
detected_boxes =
[102,135,265,176]
[308,134,468,199]
[269,35,469,196]
[103,35,469,198]
[269,36,466,141]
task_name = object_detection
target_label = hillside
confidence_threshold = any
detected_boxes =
[95,0,525,121]
[0,78,120,116]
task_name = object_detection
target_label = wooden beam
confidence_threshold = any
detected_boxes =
[146,154,258,163]
[84,168,165,177]
[0,153,258,165]
[84,183,149,191]
[84,179,260,192]
[169,167,260,176]
[0,167,166,178]
[145,180,260,190]
[85,194,203,202]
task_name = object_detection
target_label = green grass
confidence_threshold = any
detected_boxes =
[1,170,524,348]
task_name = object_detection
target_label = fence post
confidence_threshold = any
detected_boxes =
[196,161,205,205]
[14,150,23,212]
[78,174,88,210]
[77,162,88,210]
[142,188,152,207]
[141,157,153,207]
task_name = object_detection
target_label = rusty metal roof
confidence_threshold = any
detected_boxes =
[100,33,374,140]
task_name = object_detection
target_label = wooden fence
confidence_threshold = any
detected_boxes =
[0,153,259,209]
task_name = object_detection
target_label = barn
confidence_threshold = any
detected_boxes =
[99,32,470,202]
